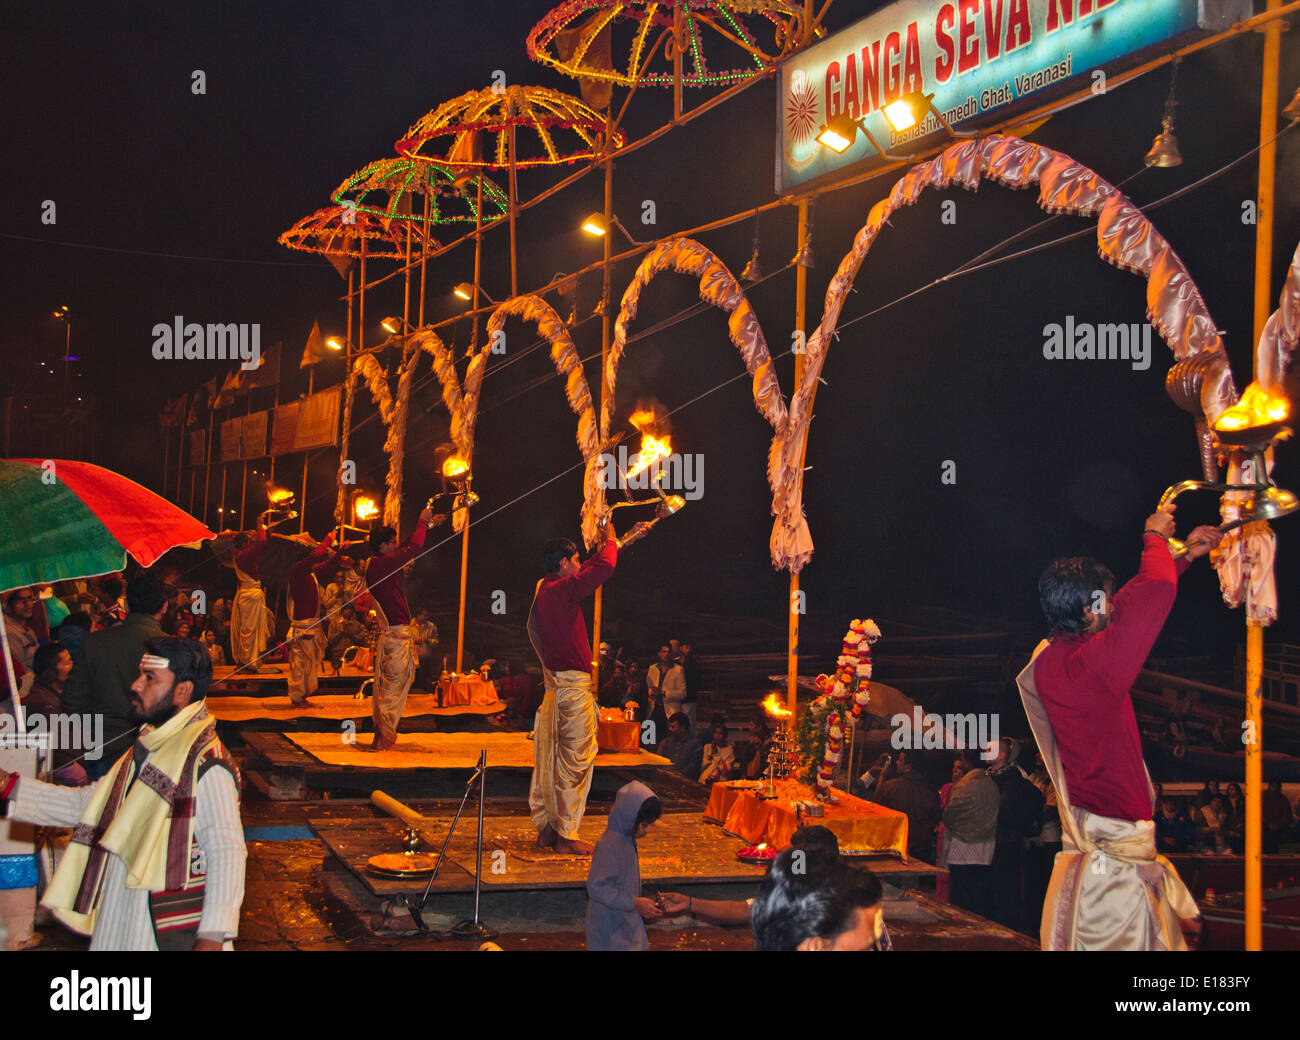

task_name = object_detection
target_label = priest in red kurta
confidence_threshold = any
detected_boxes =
[1017,507,1222,950]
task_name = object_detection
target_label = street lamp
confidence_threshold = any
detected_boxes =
[52,305,75,404]
[580,212,646,247]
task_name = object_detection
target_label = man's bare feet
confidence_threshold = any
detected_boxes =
[536,823,557,849]
[554,836,594,855]
[368,737,396,752]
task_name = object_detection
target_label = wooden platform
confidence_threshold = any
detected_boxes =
[310,806,941,930]
[283,730,669,771]
[208,693,503,723]
[210,662,370,689]
[239,731,668,801]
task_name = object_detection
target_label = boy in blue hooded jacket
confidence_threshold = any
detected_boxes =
[585,781,664,950]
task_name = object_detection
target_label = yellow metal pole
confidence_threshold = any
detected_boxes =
[592,142,614,691]
[788,200,808,719]
[457,179,485,675]
[1245,0,1282,951]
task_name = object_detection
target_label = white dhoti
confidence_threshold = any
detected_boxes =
[231,571,271,667]
[287,619,325,705]
[528,669,598,840]
[1018,642,1198,951]
[372,623,415,747]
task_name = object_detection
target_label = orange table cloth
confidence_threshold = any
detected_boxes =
[438,674,498,707]
[597,708,640,752]
[704,779,909,857]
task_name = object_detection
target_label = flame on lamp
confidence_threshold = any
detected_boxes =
[353,495,379,522]
[1214,382,1290,434]
[266,485,295,506]
[625,407,671,480]
[443,455,469,479]
[761,693,792,719]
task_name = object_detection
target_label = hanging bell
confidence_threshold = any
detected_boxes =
[1144,118,1182,168]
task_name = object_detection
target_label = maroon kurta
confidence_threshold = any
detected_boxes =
[234,527,267,579]
[1033,534,1191,823]
[287,538,335,621]
[531,540,616,673]
[365,524,426,626]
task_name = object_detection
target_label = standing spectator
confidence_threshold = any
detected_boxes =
[623,660,644,712]
[873,749,941,861]
[934,757,967,902]
[22,642,87,785]
[1263,780,1294,853]
[95,576,128,629]
[986,738,1043,932]
[411,609,439,690]
[646,644,686,723]
[61,574,167,778]
[940,750,999,920]
[698,715,736,784]
[1023,748,1061,927]
[598,661,629,710]
[2,589,39,675]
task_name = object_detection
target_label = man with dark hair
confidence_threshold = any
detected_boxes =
[0,636,245,950]
[364,507,447,750]
[1017,507,1220,950]
[527,518,652,854]
[230,522,273,669]
[96,576,127,629]
[62,574,168,778]
[751,849,886,951]
[656,711,702,778]
[874,749,941,862]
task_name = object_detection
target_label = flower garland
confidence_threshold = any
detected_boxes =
[795,619,880,798]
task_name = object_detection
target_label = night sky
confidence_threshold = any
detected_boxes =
[5,1,1300,668]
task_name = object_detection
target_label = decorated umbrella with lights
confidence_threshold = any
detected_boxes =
[528,0,806,102]
[0,459,215,728]
[331,157,509,230]
[398,85,623,297]
[279,206,441,529]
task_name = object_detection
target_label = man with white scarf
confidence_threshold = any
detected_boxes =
[0,637,245,950]
[1017,508,1221,950]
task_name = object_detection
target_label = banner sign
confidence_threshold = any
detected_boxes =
[271,400,300,457]
[775,0,1246,193]
[189,429,206,466]
[220,417,241,463]
[241,410,268,460]
[294,386,341,452]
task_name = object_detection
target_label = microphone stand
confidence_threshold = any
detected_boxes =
[404,749,496,941]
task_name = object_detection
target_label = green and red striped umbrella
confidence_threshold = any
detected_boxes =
[0,459,214,593]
